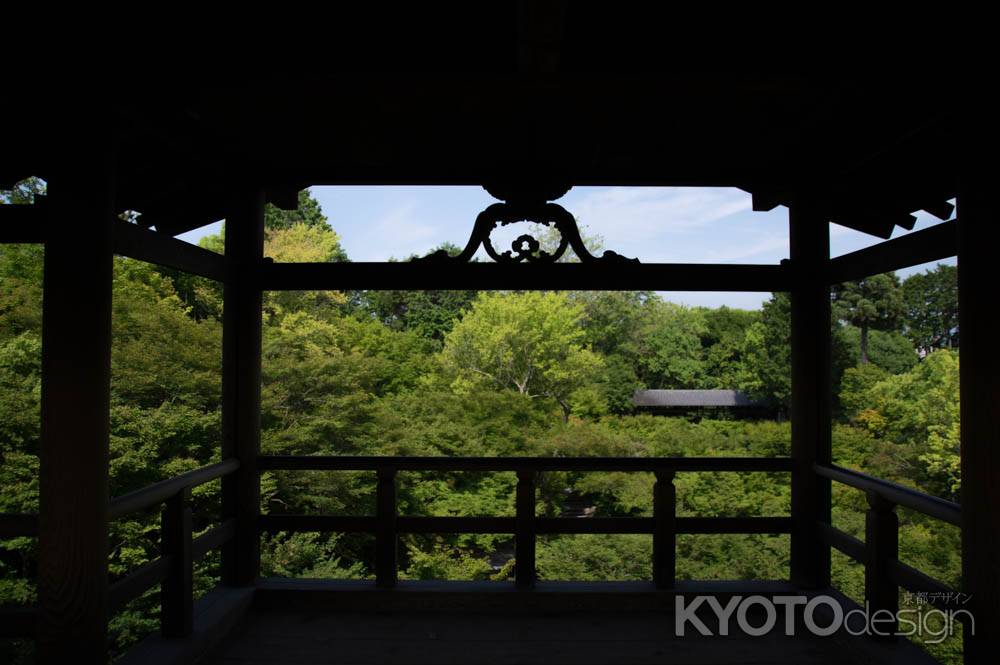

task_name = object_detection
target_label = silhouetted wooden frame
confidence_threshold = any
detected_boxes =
[3,185,981,661]
[257,455,794,589]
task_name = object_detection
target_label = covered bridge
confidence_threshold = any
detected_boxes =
[633,389,774,417]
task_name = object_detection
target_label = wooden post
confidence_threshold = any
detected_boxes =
[161,488,193,638]
[515,470,536,588]
[375,468,397,588]
[37,160,115,663]
[788,203,832,589]
[957,173,999,664]
[221,190,265,586]
[653,470,676,589]
[865,492,898,639]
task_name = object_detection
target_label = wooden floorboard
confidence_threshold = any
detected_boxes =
[200,603,939,665]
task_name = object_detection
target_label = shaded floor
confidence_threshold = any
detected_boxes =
[202,605,938,665]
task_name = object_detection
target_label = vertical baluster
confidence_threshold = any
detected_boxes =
[865,491,898,639]
[376,468,397,588]
[516,470,537,588]
[653,470,676,589]
[162,487,193,637]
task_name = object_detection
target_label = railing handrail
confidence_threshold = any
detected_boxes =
[258,455,792,473]
[261,458,794,590]
[109,458,240,521]
[813,462,961,526]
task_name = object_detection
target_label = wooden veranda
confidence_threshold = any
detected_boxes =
[1,6,996,664]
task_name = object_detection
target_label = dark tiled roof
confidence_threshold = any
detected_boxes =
[633,389,765,408]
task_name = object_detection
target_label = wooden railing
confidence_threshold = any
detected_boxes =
[107,459,240,637]
[257,455,794,588]
[1,455,965,647]
[814,463,962,634]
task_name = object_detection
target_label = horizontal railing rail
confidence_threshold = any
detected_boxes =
[815,463,962,631]
[259,514,794,536]
[259,455,792,472]
[109,459,240,521]
[814,463,961,526]
[107,458,240,638]
[259,455,793,589]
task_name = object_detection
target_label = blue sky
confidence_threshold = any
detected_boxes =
[179,186,955,310]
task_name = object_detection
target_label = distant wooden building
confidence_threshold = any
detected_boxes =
[633,389,775,417]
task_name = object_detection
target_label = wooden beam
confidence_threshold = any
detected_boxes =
[0,204,47,243]
[921,200,955,221]
[256,455,793,473]
[788,203,832,589]
[257,262,792,293]
[220,190,265,587]
[37,160,114,663]
[108,556,171,614]
[515,470,536,588]
[829,212,897,239]
[814,463,961,526]
[517,0,568,75]
[265,186,300,210]
[375,469,398,588]
[191,519,237,562]
[0,512,39,538]
[112,220,227,282]
[865,492,898,637]
[958,174,1000,665]
[109,459,239,521]
[652,471,675,589]
[827,220,957,284]
[817,523,865,562]
[161,488,193,638]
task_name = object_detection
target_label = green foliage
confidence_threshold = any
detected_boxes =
[832,273,905,365]
[631,301,707,388]
[744,292,791,405]
[443,292,604,420]
[901,263,958,354]
[265,189,344,240]
[699,307,763,390]
[538,535,652,581]
[0,244,44,338]
[843,350,960,499]
[836,326,918,375]
[363,289,477,344]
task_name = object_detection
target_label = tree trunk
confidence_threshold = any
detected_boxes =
[559,400,571,424]
[860,324,870,365]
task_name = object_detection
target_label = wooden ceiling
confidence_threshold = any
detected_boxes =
[2,4,975,239]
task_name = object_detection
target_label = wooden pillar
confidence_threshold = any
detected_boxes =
[652,470,676,589]
[788,203,832,589]
[515,470,536,588]
[957,174,999,664]
[37,159,115,663]
[221,190,265,586]
[865,492,898,638]
[375,468,398,588]
[161,488,193,638]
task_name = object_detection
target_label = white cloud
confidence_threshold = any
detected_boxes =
[569,187,754,244]
[702,235,790,263]
[359,200,439,260]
